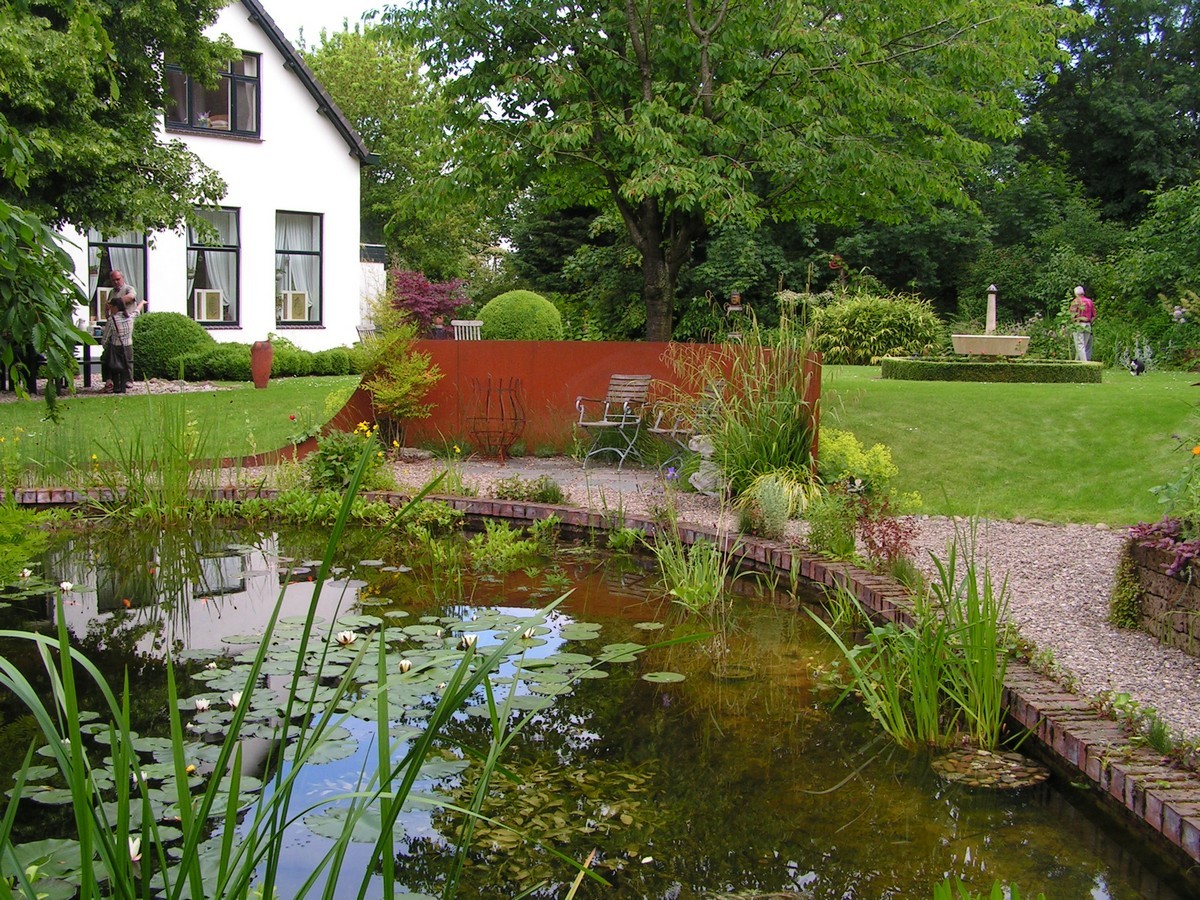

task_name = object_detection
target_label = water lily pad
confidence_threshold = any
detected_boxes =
[359,559,385,567]
[304,804,407,842]
[633,622,665,631]
[283,726,357,765]
[600,642,645,663]
[220,634,264,646]
[559,624,603,641]
[641,671,686,683]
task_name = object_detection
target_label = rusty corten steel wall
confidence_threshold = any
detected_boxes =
[329,340,822,456]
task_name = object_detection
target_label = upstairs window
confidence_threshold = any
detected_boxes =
[166,55,260,136]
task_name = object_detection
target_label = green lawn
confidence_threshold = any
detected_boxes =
[824,366,1198,524]
[0,376,361,475]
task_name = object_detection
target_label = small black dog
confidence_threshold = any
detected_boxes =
[1130,358,1146,376]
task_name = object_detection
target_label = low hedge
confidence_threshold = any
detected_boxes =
[880,356,1104,383]
[177,344,252,381]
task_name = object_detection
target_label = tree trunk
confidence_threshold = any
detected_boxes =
[642,247,675,342]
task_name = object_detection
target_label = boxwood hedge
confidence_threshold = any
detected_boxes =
[880,356,1104,383]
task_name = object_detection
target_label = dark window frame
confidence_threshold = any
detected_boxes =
[275,211,324,327]
[165,54,261,137]
[187,207,241,327]
[86,230,148,326]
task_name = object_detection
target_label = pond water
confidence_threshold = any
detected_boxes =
[1,520,1193,899]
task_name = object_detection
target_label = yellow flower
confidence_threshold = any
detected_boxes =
[1193,445,1200,456]
[453,444,461,455]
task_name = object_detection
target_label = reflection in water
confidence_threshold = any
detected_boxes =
[4,522,1191,899]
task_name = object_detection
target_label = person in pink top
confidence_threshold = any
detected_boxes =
[1070,285,1096,362]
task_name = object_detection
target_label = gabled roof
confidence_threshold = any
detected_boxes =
[240,0,376,164]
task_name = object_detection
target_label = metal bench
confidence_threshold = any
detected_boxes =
[575,374,653,469]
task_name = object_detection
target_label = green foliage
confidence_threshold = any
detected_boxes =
[817,428,899,496]
[177,343,252,382]
[492,474,566,504]
[478,290,565,340]
[304,26,488,279]
[353,297,441,433]
[668,309,818,498]
[309,348,356,376]
[804,491,859,560]
[467,518,542,573]
[306,424,389,492]
[606,526,643,553]
[650,531,729,614]
[879,357,1104,383]
[0,1,231,231]
[735,470,817,540]
[0,504,50,586]
[406,0,1074,339]
[0,117,92,414]
[1109,548,1144,629]
[933,876,1043,900]
[132,312,216,380]
[269,337,314,377]
[813,291,947,364]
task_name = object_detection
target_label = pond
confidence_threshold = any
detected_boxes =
[1,519,1192,899]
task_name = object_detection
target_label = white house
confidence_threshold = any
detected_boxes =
[60,0,373,352]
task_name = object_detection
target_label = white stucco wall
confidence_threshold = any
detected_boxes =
[61,1,364,352]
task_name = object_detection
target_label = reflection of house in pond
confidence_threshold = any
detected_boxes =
[47,532,361,657]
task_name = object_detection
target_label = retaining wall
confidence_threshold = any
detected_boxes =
[1129,543,1200,658]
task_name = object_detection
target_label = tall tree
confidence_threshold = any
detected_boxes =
[305,26,490,280]
[398,0,1076,339]
[1025,0,1200,222]
[0,0,232,232]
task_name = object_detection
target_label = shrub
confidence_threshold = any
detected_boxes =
[389,269,467,329]
[879,357,1103,383]
[270,338,315,377]
[352,295,441,442]
[812,291,946,364]
[478,290,564,340]
[177,343,252,381]
[817,428,898,496]
[132,312,215,379]
[310,348,354,376]
[306,423,387,491]
[492,474,566,504]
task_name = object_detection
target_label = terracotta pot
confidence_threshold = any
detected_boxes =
[250,340,273,389]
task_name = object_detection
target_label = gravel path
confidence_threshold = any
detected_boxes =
[387,456,1200,745]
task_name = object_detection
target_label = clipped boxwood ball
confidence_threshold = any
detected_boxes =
[478,290,564,340]
[132,312,216,379]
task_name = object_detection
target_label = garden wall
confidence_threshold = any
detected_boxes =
[1129,543,1200,657]
[333,341,822,456]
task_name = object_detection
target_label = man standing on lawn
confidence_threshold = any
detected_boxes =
[1070,285,1095,362]
[110,270,142,385]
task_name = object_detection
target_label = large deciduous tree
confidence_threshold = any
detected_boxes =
[0,0,231,232]
[399,0,1076,339]
[1024,0,1200,223]
[305,26,491,280]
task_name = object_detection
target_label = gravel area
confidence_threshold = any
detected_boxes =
[386,456,1200,745]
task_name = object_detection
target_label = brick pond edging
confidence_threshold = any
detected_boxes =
[10,485,1200,880]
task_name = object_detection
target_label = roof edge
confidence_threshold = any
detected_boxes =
[239,0,374,164]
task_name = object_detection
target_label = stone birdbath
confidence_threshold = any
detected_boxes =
[951,285,1030,356]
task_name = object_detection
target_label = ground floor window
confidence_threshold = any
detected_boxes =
[86,230,146,325]
[276,212,322,325]
[188,208,240,324]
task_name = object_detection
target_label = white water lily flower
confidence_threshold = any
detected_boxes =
[521,627,537,640]
[228,692,242,709]
[335,630,358,646]
[205,662,218,670]
[59,581,73,592]
[398,659,413,673]
[194,698,210,712]
[457,633,477,651]
[19,568,31,579]
[128,837,142,863]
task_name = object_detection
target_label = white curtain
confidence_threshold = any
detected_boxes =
[276,213,320,319]
[191,210,238,320]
